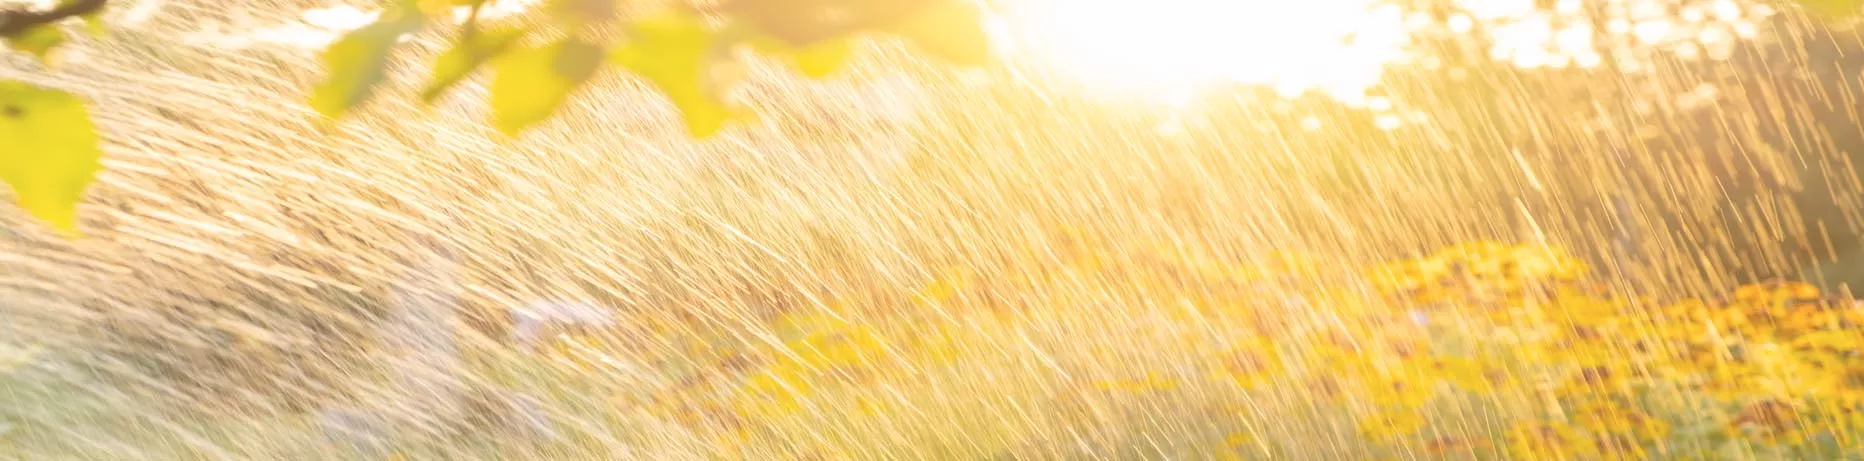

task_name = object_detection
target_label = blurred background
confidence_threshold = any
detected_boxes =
[3,0,1864,458]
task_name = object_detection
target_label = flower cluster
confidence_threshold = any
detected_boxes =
[526,239,1864,458]
[1346,242,1864,458]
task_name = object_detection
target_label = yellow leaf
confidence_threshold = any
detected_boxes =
[613,12,745,138]
[308,15,425,119]
[421,26,527,103]
[5,25,67,66]
[881,0,995,67]
[79,12,106,37]
[750,35,855,79]
[60,0,107,37]
[489,38,605,136]
[0,82,102,235]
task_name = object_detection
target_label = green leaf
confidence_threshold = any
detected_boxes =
[882,0,995,67]
[79,11,106,37]
[612,12,745,138]
[489,38,606,136]
[308,14,426,119]
[421,26,527,104]
[4,25,68,65]
[751,35,855,79]
[0,81,103,235]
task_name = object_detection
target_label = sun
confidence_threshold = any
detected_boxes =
[998,0,1415,106]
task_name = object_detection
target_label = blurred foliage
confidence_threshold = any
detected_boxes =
[322,0,993,136]
[0,0,993,232]
[1346,242,1864,458]
[499,238,1864,458]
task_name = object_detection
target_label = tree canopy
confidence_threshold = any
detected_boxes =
[0,0,1855,234]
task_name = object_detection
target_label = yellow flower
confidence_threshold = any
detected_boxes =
[1426,356,1505,394]
[1823,407,1864,441]
[1691,360,1765,402]
[1362,374,1436,409]
[1544,295,1631,330]
[1420,436,1492,456]
[1591,433,1651,459]
[911,267,973,306]
[1784,281,1823,300]
[1778,305,1838,336]
[1358,409,1425,440]
[1790,330,1861,354]
[738,366,813,415]
[1727,399,1805,444]
[1224,431,1257,448]
[1217,340,1286,389]
[1663,299,1714,320]
[1806,362,1864,409]
[1571,401,1669,441]
[733,316,895,416]
[1733,283,1773,303]
[1731,281,1823,324]
[1301,374,1350,402]
[1506,423,1597,459]
[1839,307,1864,328]
[1556,363,1638,396]
[1095,372,1182,392]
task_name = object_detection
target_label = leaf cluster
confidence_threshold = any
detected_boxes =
[0,0,993,233]
[315,0,997,137]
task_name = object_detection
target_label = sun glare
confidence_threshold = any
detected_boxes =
[1001,0,1414,106]
[1000,0,1776,109]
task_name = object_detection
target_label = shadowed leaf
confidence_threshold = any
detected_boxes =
[422,26,528,104]
[3,25,67,65]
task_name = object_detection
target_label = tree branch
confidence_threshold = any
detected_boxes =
[0,0,108,38]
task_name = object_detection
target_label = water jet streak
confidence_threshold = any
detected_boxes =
[3,0,1864,459]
